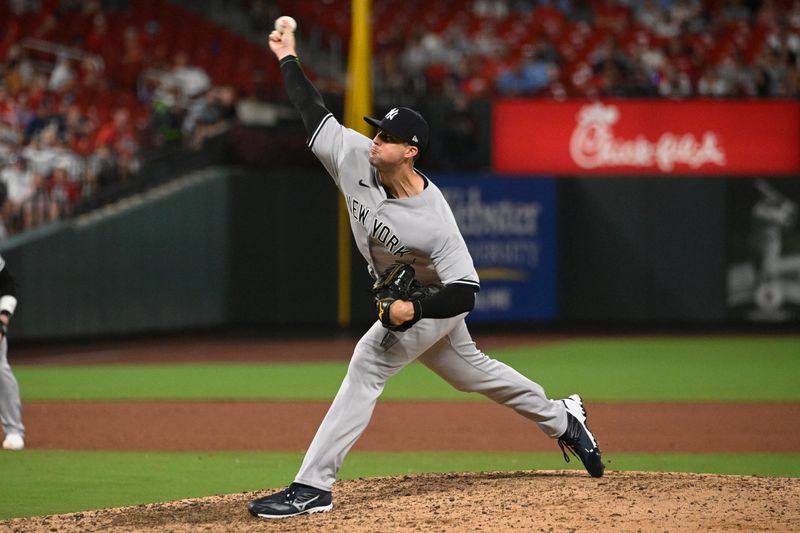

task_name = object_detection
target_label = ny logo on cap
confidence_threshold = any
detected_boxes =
[385,108,399,120]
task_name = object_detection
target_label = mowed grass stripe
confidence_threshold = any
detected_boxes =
[1,450,798,519]
[13,336,800,401]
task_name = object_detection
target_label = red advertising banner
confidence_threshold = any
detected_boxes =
[493,100,800,176]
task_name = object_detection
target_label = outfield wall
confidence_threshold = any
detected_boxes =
[1,168,798,341]
[0,168,340,341]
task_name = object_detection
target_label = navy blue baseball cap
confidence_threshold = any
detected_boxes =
[364,107,429,151]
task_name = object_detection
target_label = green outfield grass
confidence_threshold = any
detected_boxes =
[3,336,799,520]
[14,337,800,401]
[1,450,798,519]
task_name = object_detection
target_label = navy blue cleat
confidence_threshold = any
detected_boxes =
[248,482,333,519]
[557,394,605,478]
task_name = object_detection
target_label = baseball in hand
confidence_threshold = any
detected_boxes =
[275,16,297,33]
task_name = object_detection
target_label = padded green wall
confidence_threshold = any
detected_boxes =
[2,173,229,339]
[0,168,341,341]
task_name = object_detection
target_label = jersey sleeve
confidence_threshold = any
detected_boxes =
[308,114,372,188]
[429,222,480,290]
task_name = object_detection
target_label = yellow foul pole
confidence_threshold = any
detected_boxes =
[339,0,372,327]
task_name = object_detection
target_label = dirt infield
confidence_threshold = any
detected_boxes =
[16,333,800,454]
[7,335,800,531]
[20,400,800,452]
[5,471,799,532]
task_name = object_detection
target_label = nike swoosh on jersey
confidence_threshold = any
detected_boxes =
[358,179,370,188]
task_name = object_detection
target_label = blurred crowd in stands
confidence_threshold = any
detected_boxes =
[371,0,800,101]
[0,0,245,238]
[1,0,799,238]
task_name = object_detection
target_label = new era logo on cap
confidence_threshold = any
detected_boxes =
[364,107,429,151]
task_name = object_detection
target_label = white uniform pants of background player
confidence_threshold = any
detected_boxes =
[0,337,24,439]
[294,313,568,491]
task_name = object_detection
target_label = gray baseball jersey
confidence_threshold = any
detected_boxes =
[292,114,567,492]
[309,113,480,290]
[0,253,24,440]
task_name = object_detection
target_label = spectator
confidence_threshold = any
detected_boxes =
[23,97,61,144]
[471,21,507,58]
[48,54,77,93]
[0,87,21,144]
[47,161,80,221]
[590,34,632,80]
[3,45,34,97]
[594,0,631,35]
[720,0,753,24]
[21,171,50,229]
[765,21,800,65]
[652,7,681,39]
[118,25,146,90]
[635,0,662,31]
[718,52,757,96]
[85,144,118,192]
[84,13,109,56]
[567,0,594,24]
[93,108,138,179]
[755,47,792,96]
[657,63,694,97]
[21,131,57,179]
[697,64,731,96]
[94,108,130,150]
[473,0,510,20]
[170,52,211,102]
[0,155,34,231]
[150,84,185,147]
[0,21,22,63]
[62,102,96,156]
[637,38,667,81]
[790,0,800,30]
[496,44,559,96]
[184,86,238,149]
[671,0,705,32]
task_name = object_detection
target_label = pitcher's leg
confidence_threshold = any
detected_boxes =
[0,338,24,437]
[294,316,464,491]
[419,321,567,438]
[294,322,414,490]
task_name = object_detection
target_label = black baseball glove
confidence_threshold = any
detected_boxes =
[372,262,437,331]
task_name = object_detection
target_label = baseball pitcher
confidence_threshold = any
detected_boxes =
[248,19,604,520]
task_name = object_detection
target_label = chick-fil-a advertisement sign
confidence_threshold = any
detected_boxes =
[493,100,800,176]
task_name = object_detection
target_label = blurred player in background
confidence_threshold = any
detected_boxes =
[0,253,23,451]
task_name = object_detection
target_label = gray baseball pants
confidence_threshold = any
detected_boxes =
[0,337,24,438]
[294,314,567,491]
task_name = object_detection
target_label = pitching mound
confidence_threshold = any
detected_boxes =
[5,470,798,532]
